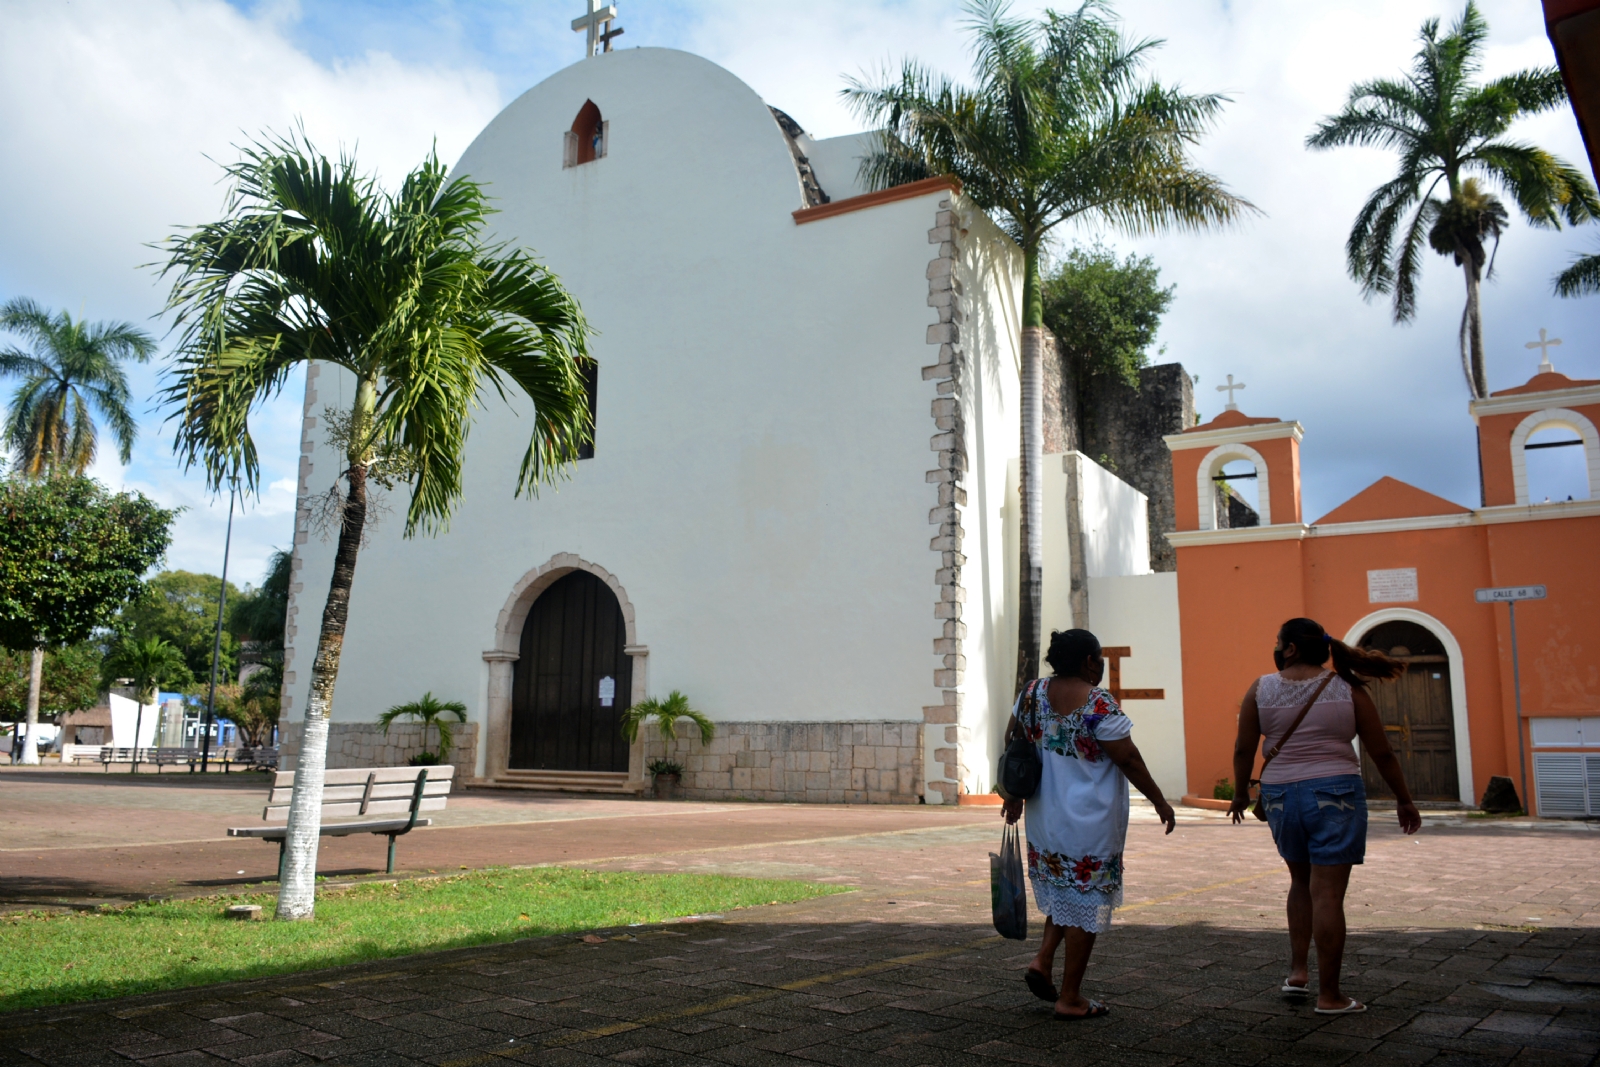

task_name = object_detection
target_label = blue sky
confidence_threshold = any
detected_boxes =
[1,0,1596,587]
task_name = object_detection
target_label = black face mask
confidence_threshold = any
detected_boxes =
[1273,647,1286,670]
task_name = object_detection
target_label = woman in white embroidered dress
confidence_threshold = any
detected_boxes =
[1001,629,1176,1021]
[1228,617,1420,1016]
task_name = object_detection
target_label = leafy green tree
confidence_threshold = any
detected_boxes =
[157,133,593,920]
[1307,2,1598,399]
[1555,245,1599,297]
[845,0,1251,688]
[379,692,468,764]
[0,298,156,477]
[231,549,291,648]
[0,643,101,725]
[120,571,240,683]
[0,476,174,763]
[1042,242,1173,387]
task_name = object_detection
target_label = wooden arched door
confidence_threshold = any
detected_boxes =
[509,571,632,771]
[1358,621,1459,801]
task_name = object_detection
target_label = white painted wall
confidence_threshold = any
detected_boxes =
[798,131,875,201]
[949,204,1022,798]
[282,49,1021,788]
[1084,573,1187,800]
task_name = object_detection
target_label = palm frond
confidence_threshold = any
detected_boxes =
[1554,248,1600,297]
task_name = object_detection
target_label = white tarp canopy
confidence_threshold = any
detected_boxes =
[109,693,159,748]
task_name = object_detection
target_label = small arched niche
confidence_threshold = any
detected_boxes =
[564,100,607,168]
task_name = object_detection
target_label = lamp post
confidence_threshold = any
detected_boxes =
[201,477,239,773]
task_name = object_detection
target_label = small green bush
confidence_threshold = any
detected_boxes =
[1212,778,1235,801]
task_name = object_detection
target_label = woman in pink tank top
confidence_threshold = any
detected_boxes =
[1228,618,1421,1016]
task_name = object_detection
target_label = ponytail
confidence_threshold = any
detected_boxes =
[1278,617,1404,688]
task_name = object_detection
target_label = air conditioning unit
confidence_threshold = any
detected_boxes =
[1533,753,1600,817]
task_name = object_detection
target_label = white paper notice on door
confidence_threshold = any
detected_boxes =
[1367,568,1418,603]
[598,675,616,707]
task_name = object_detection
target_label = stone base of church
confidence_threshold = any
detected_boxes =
[279,721,479,782]
[641,721,923,804]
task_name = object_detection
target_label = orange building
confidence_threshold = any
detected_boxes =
[1165,366,1600,816]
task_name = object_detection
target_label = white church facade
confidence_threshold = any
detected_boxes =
[279,47,1181,803]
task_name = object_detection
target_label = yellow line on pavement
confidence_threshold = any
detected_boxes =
[438,934,1005,1066]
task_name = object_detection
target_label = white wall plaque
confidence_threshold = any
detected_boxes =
[1367,568,1418,603]
[598,675,616,707]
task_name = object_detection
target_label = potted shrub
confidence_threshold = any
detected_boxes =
[622,691,712,799]
[647,758,685,800]
[379,692,467,766]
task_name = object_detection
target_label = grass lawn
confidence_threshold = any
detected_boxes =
[0,867,848,1012]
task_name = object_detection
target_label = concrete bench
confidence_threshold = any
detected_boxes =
[227,765,454,878]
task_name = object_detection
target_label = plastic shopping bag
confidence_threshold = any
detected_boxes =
[990,823,1028,940]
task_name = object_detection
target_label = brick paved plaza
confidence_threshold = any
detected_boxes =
[1,768,1597,1065]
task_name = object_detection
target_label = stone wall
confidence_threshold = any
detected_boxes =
[279,721,479,781]
[642,721,922,804]
[1056,358,1196,575]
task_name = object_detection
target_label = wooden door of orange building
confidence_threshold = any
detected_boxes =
[1359,622,1459,802]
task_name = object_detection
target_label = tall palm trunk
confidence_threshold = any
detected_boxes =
[1461,263,1488,400]
[277,378,376,921]
[1014,248,1045,694]
[19,647,43,765]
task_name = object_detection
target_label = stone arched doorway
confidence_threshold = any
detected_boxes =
[1358,619,1460,801]
[510,570,632,771]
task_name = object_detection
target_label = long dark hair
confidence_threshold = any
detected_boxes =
[1278,617,1403,688]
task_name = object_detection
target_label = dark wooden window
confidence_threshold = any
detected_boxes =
[509,570,632,772]
[577,359,597,460]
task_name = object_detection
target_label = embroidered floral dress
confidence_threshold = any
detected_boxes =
[1014,680,1133,933]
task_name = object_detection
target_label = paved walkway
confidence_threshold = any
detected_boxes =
[0,768,1596,1064]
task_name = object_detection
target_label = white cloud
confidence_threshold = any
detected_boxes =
[0,0,503,581]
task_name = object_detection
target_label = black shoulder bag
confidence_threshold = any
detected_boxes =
[997,680,1044,801]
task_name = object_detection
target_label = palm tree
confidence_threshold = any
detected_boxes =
[1307,2,1598,400]
[621,690,715,746]
[379,692,468,764]
[0,298,155,477]
[1555,245,1600,297]
[103,636,190,773]
[845,0,1252,689]
[157,132,593,921]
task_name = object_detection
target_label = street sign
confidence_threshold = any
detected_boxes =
[1475,582,1547,814]
[1475,585,1547,603]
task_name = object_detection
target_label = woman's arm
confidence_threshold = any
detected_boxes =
[1099,736,1176,833]
[1352,688,1422,834]
[1229,682,1262,824]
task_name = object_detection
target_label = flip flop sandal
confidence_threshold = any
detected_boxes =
[1281,982,1310,996]
[1314,998,1367,1015]
[1025,968,1059,1003]
[1052,1000,1109,1021]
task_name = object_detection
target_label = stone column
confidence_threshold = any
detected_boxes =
[623,645,649,792]
[481,650,518,781]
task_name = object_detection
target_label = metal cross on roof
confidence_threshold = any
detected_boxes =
[572,0,619,58]
[1216,373,1246,411]
[1525,327,1562,374]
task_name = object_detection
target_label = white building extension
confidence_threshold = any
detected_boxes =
[279,48,1034,803]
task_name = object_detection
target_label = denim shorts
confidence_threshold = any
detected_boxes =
[1258,774,1367,866]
